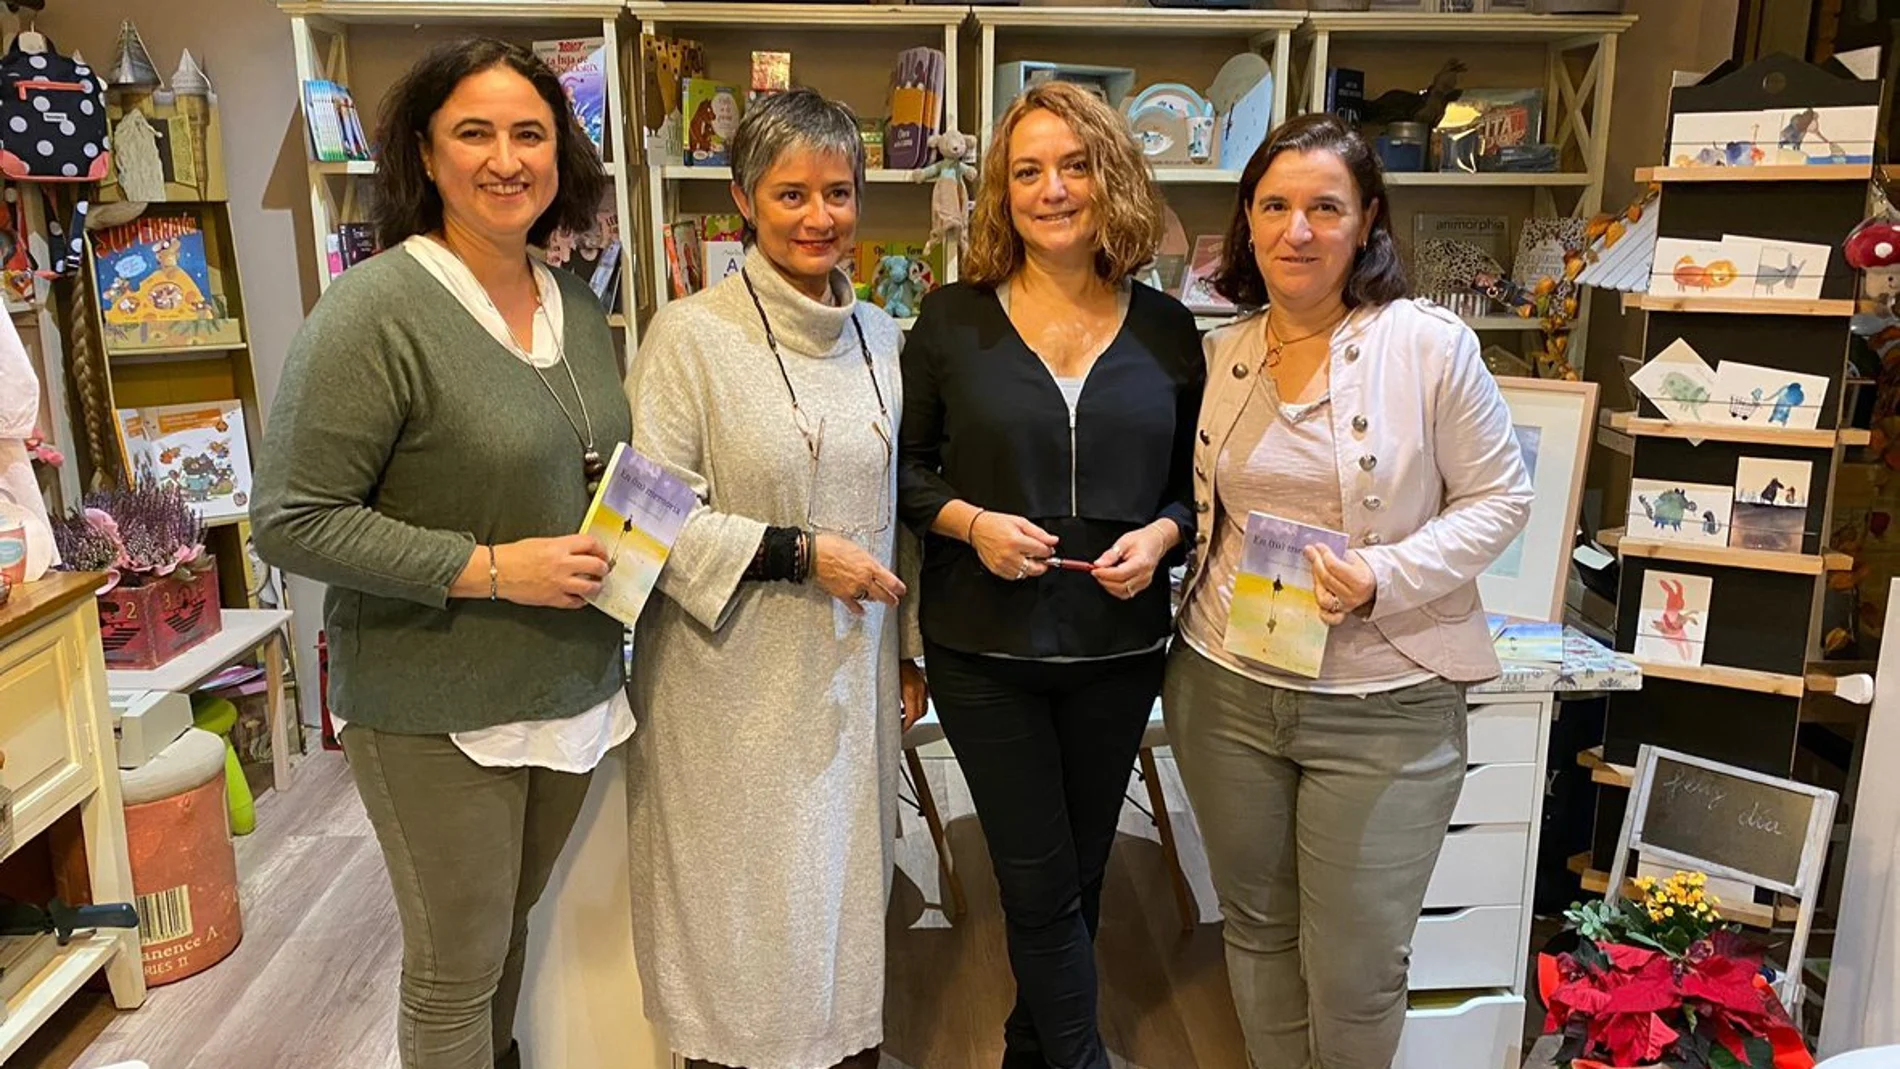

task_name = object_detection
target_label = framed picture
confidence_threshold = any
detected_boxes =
[1480,377,1599,622]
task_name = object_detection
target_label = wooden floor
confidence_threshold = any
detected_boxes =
[13,747,1249,1069]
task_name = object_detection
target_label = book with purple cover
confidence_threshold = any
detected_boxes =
[1224,511,1349,678]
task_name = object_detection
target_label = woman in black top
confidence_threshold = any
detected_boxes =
[898,81,1202,1069]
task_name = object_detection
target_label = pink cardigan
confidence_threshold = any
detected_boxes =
[1181,298,1533,684]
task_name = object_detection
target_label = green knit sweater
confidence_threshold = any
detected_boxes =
[250,251,631,735]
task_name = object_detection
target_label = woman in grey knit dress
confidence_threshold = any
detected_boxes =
[624,89,925,1069]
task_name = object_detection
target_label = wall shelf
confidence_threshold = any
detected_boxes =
[1632,659,1806,697]
[1385,172,1594,188]
[1298,11,1636,43]
[1605,411,1868,449]
[1622,293,1857,317]
[657,164,916,184]
[1636,164,1873,184]
[1576,745,1634,789]
[631,2,968,27]
[1615,536,1852,576]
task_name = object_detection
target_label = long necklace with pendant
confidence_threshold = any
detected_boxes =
[448,240,604,492]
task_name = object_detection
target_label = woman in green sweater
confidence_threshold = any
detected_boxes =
[250,39,628,1069]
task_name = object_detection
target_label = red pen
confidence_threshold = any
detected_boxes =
[1046,557,1098,573]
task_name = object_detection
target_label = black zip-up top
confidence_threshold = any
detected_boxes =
[898,280,1204,659]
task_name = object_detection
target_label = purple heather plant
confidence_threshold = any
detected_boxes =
[51,482,206,590]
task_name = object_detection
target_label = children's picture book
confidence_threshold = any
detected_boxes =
[886,47,946,170]
[1224,511,1348,678]
[700,213,746,287]
[1494,621,1565,663]
[90,212,244,352]
[116,400,253,522]
[1179,235,1236,315]
[579,442,698,626]
[683,77,742,167]
[534,38,608,151]
[300,79,371,163]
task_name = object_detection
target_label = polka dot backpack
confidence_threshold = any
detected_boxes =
[0,35,109,183]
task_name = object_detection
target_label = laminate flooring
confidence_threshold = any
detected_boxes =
[12,746,1251,1069]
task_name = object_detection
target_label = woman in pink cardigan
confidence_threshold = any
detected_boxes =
[1164,112,1533,1069]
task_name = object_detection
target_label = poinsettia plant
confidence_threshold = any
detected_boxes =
[1541,872,1815,1069]
[49,481,207,593]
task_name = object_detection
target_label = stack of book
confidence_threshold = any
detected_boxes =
[301,79,372,163]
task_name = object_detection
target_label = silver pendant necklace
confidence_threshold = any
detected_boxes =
[447,241,603,491]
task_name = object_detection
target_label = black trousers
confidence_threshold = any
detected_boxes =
[925,641,1168,1069]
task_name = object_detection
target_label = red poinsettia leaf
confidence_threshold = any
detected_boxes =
[1683,967,1776,1024]
[1600,1011,1681,1063]
[1604,942,1662,971]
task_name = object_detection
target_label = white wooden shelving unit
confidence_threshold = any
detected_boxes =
[1276,10,1636,356]
[628,1,965,328]
[280,0,644,344]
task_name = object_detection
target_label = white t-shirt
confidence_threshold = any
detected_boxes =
[327,237,635,773]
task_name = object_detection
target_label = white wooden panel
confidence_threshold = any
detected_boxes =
[1410,905,1522,990]
[1395,990,1525,1069]
[1425,825,1531,909]
[1448,763,1538,826]
[1466,700,1543,765]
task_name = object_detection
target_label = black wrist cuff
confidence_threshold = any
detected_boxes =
[745,526,805,582]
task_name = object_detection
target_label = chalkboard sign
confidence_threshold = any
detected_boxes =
[1630,748,1831,894]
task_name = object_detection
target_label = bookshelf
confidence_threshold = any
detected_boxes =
[1290,9,1635,368]
[280,0,643,341]
[627,2,967,322]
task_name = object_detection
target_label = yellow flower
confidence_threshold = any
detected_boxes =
[1635,876,1656,890]
[1664,907,1675,918]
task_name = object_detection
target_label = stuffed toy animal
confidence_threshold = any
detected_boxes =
[873,253,926,319]
[915,129,977,256]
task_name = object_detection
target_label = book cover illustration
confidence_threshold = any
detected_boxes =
[104,49,228,203]
[700,213,746,287]
[116,400,253,522]
[534,38,608,151]
[886,47,945,170]
[580,442,698,626]
[1224,511,1348,678]
[90,212,243,351]
[683,77,741,167]
[1494,621,1565,663]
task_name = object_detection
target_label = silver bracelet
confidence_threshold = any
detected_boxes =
[487,545,499,601]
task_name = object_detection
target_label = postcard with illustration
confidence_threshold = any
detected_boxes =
[1632,569,1713,667]
[1729,457,1812,553]
[1712,361,1829,431]
[1650,237,1761,300]
[1626,478,1733,548]
[1722,234,1831,300]
[1629,338,1720,425]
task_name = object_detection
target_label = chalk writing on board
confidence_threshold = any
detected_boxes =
[1642,755,1813,890]
[1660,765,1727,811]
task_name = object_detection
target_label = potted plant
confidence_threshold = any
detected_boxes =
[1540,871,1815,1069]
[50,481,221,668]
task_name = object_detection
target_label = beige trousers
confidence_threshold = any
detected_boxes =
[1162,644,1468,1069]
